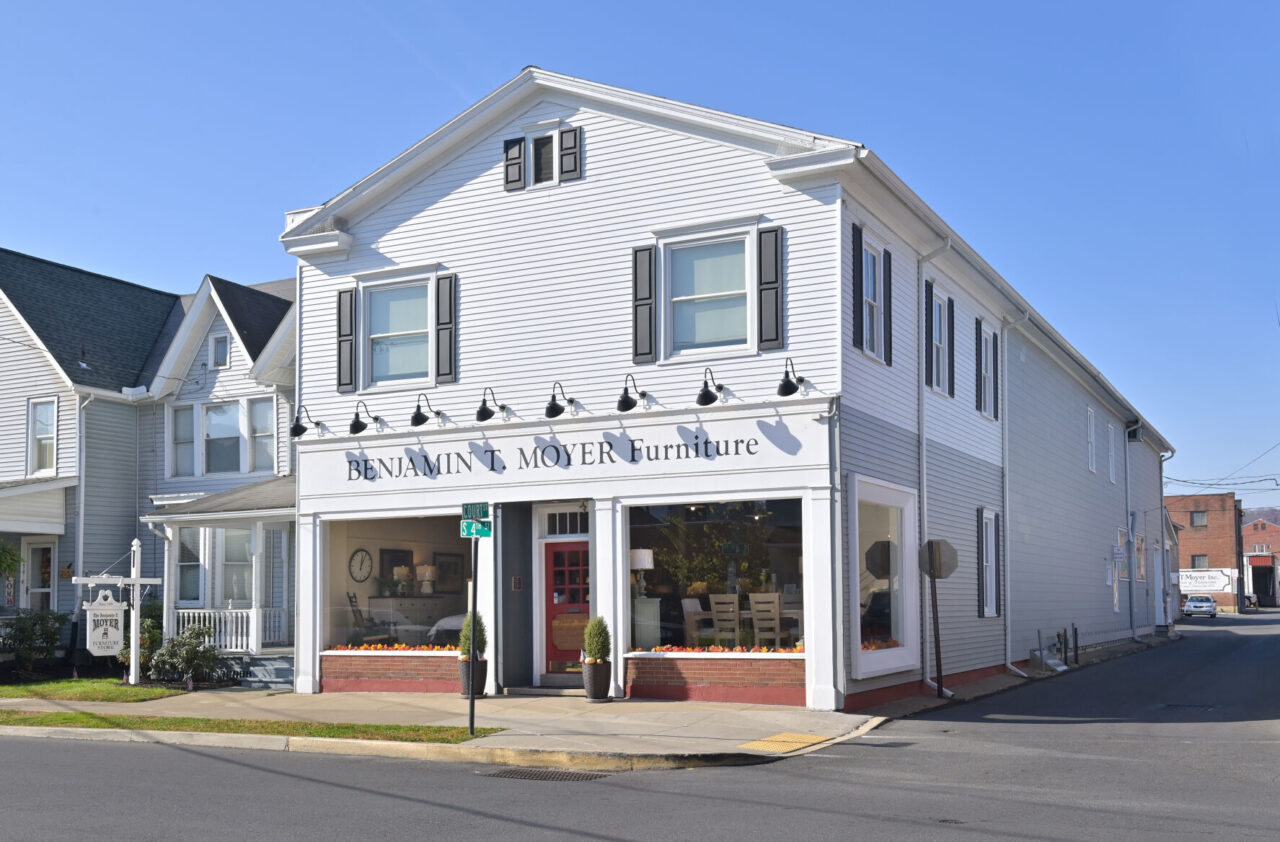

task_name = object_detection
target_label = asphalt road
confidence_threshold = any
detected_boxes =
[3,612,1277,841]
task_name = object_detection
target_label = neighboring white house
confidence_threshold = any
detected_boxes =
[278,68,1174,710]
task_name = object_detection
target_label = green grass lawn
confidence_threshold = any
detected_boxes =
[0,678,184,703]
[0,709,495,743]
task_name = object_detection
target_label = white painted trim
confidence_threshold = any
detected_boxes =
[209,332,231,370]
[282,230,353,257]
[521,117,563,133]
[25,396,57,477]
[650,213,762,240]
[0,519,65,535]
[247,304,296,385]
[173,524,205,609]
[358,274,437,391]
[850,474,920,680]
[530,502,591,685]
[19,537,58,611]
[655,221,760,362]
[140,508,296,525]
[0,476,77,499]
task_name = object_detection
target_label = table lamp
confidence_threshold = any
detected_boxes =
[630,549,655,598]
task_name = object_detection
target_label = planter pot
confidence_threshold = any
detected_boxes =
[582,660,612,703]
[458,659,487,698]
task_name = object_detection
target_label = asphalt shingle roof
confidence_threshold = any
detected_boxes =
[208,276,292,362]
[151,475,296,517]
[0,247,180,391]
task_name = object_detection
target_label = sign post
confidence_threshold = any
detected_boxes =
[460,502,491,736]
[921,539,958,699]
[73,538,162,685]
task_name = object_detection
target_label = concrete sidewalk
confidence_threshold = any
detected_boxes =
[0,689,877,770]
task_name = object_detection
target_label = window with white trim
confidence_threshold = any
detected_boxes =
[367,282,431,385]
[219,528,252,605]
[1087,407,1096,472]
[27,398,56,475]
[248,398,274,472]
[1108,423,1117,483]
[861,246,883,360]
[979,329,994,417]
[204,403,239,474]
[931,296,948,394]
[666,235,750,355]
[210,334,230,368]
[981,509,998,617]
[172,406,194,477]
[170,396,277,477]
[177,527,202,604]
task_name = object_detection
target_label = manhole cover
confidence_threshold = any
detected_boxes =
[483,768,610,782]
[1161,704,1216,712]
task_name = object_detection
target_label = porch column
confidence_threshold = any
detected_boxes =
[249,522,265,653]
[476,504,499,696]
[802,487,841,711]
[592,497,623,698]
[294,515,320,693]
[162,525,177,642]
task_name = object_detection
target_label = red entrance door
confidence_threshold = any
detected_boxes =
[545,541,590,674]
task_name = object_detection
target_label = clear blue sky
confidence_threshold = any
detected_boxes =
[3,1,1277,504]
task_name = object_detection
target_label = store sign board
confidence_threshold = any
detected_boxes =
[83,590,126,657]
[1179,569,1234,594]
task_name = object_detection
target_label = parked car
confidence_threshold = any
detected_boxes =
[1183,594,1218,618]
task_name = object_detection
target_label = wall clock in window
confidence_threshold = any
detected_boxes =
[348,548,373,583]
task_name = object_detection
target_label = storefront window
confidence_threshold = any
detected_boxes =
[857,500,904,651]
[627,499,803,651]
[325,517,472,650]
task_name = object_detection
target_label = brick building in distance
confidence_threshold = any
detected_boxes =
[1241,515,1279,606]
[1165,493,1243,612]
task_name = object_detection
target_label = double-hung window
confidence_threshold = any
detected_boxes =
[367,282,431,384]
[27,399,56,475]
[1190,510,1207,527]
[1087,407,1096,472]
[1108,424,1117,483]
[172,406,195,476]
[204,404,240,473]
[931,297,948,393]
[248,398,274,472]
[210,334,230,368]
[980,508,999,617]
[668,238,749,354]
[861,247,882,359]
[979,328,994,417]
[177,527,202,604]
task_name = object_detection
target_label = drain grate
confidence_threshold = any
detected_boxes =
[483,768,610,782]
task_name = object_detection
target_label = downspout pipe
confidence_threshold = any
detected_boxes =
[918,239,951,695]
[1002,311,1031,677]
[1124,421,1141,642]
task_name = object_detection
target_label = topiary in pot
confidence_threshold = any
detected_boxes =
[581,615,612,703]
[457,611,487,698]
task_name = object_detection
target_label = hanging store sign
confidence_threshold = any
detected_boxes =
[83,590,126,657]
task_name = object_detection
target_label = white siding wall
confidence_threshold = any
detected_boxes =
[0,296,77,481]
[295,100,842,436]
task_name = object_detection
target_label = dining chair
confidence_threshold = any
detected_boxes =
[748,592,788,649]
[708,593,739,647]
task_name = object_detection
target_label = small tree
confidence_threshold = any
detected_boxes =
[457,612,486,660]
[148,625,220,683]
[117,598,164,671]
[583,616,611,663]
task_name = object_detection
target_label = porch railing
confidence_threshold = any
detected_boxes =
[175,608,293,653]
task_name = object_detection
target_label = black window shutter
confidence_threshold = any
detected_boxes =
[435,274,457,383]
[977,508,986,617]
[923,281,934,387]
[994,512,1002,616]
[975,317,984,412]
[336,288,356,394]
[851,225,864,350]
[883,249,893,366]
[559,127,581,181]
[503,138,525,191]
[947,297,956,398]
[757,227,783,350]
[992,331,1000,420]
[632,246,656,363]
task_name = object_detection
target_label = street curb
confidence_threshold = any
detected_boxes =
[0,725,778,771]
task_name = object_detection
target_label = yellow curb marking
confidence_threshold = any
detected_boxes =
[738,732,828,753]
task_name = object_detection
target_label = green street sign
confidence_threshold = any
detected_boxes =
[460,519,492,538]
[462,502,489,520]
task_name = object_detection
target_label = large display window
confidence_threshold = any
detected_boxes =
[852,477,919,678]
[627,499,803,652]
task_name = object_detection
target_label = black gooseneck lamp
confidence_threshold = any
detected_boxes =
[777,358,806,397]
[348,400,381,435]
[544,382,577,419]
[617,374,648,413]
[290,406,319,438]
[476,387,508,423]
[409,393,442,427]
[695,366,726,407]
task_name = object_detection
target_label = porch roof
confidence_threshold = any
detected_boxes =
[141,475,296,524]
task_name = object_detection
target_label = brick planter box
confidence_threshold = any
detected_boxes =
[320,652,462,693]
[624,653,806,706]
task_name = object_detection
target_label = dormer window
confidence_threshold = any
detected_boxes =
[503,126,582,190]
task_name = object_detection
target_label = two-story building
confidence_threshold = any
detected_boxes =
[279,68,1174,711]
[1166,493,1243,612]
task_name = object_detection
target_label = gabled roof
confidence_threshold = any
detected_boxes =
[208,276,293,361]
[280,66,858,246]
[0,247,179,391]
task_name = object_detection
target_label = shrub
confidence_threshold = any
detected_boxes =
[583,616,611,662]
[148,625,221,682]
[0,541,20,579]
[457,612,486,660]
[0,609,70,671]
[117,598,164,670]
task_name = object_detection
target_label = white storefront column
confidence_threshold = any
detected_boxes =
[476,505,499,696]
[803,487,841,711]
[294,515,321,693]
[249,521,264,654]
[591,497,623,697]
[161,525,177,642]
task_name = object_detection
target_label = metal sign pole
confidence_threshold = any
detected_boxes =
[468,533,478,736]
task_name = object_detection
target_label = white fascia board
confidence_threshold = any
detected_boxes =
[0,289,76,390]
[148,280,214,399]
[767,147,863,182]
[248,303,296,386]
[73,384,148,403]
[149,492,207,506]
[0,476,78,499]
[280,67,860,244]
[856,149,1173,455]
[139,507,296,525]
[281,230,354,258]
